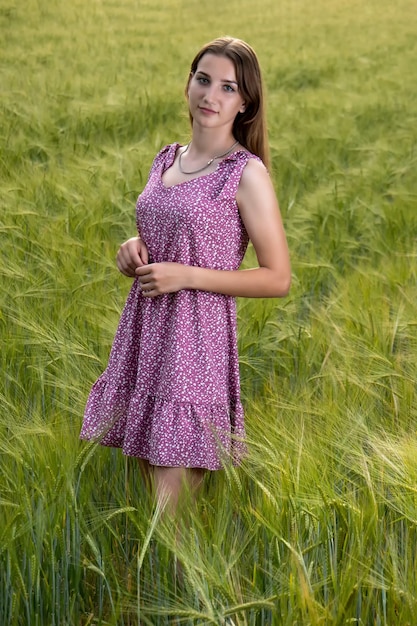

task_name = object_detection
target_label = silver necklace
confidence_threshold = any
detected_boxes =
[178,140,239,175]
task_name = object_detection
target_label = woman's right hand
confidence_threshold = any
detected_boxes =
[116,236,149,277]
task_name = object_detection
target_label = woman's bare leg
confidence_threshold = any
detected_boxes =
[137,457,152,491]
[141,466,206,588]
[136,460,206,513]
[153,466,206,513]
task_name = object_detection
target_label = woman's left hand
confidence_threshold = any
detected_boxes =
[135,262,189,297]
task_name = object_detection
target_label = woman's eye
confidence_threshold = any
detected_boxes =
[197,77,209,84]
[223,84,235,93]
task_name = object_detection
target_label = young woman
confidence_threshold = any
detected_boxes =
[80,37,291,510]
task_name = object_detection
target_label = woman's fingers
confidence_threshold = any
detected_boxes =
[138,239,149,265]
[116,237,149,276]
[116,247,135,275]
[136,262,188,297]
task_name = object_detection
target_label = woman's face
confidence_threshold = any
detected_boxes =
[187,53,246,133]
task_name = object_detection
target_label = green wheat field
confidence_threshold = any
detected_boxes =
[1,0,417,623]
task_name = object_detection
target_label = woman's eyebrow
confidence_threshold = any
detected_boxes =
[196,70,238,85]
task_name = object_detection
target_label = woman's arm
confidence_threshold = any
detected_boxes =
[188,159,290,297]
[134,159,291,298]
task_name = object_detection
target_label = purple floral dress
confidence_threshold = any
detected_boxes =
[80,143,261,470]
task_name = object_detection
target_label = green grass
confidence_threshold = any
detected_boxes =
[1,0,417,623]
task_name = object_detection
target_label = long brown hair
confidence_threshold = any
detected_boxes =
[185,37,270,169]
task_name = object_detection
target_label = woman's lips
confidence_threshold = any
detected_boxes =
[199,106,217,115]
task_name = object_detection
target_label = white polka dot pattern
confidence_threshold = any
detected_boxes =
[80,144,262,470]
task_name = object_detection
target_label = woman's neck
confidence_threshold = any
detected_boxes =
[187,129,237,159]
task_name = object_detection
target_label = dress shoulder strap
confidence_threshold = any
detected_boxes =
[148,144,176,175]
[217,150,264,200]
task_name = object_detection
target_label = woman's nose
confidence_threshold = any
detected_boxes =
[203,84,217,103]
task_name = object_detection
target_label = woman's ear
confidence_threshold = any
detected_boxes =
[240,102,246,113]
